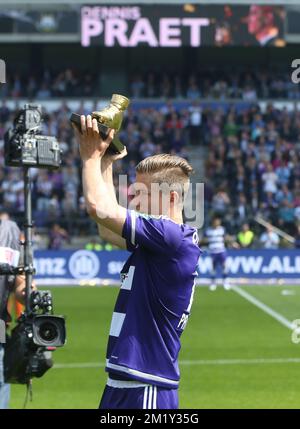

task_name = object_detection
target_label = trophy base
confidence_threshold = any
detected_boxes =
[70,113,124,154]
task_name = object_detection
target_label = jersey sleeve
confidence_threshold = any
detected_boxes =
[122,209,183,254]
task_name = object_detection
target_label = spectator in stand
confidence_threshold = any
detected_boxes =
[211,188,231,216]
[237,223,255,248]
[48,224,69,250]
[170,129,185,153]
[130,74,145,98]
[294,224,300,248]
[260,226,280,249]
[234,193,251,226]
[188,101,202,146]
[278,199,295,234]
[0,100,10,123]
[145,72,156,98]
[174,74,183,99]
[275,160,291,187]
[139,136,156,158]
[35,171,54,212]
[212,79,229,99]
[242,85,257,101]
[186,76,201,100]
[262,163,278,194]
[36,83,51,99]
[160,73,172,98]
[1,171,23,211]
[276,184,293,205]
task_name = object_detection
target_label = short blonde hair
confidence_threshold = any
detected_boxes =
[136,153,193,177]
[136,154,194,195]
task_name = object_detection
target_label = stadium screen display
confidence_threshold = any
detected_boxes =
[0,10,78,34]
[81,4,286,48]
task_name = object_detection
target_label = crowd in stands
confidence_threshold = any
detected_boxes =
[0,99,192,243]
[204,102,300,247]
[0,67,299,100]
[0,69,97,99]
[1,87,300,248]
[130,69,300,100]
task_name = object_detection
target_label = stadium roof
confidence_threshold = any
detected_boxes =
[2,0,300,4]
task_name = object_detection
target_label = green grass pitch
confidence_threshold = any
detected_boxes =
[10,284,300,409]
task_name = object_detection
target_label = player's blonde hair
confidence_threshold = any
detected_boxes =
[136,154,194,196]
[136,153,193,179]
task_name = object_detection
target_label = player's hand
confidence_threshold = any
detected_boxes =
[102,146,128,166]
[72,115,115,161]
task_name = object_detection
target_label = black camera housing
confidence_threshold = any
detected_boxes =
[4,104,61,169]
[32,314,66,347]
[3,290,66,385]
[4,314,66,384]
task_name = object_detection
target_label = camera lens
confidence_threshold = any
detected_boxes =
[38,322,58,343]
[33,315,66,347]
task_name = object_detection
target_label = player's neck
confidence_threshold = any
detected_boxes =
[172,215,183,224]
[169,209,183,225]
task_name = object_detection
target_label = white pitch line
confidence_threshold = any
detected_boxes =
[231,285,295,331]
[53,357,300,369]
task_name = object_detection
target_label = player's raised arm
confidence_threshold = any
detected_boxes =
[97,147,128,249]
[73,115,127,236]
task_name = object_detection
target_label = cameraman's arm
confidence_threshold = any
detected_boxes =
[98,156,127,249]
[14,275,36,305]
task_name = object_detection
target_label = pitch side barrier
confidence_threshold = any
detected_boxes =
[33,249,300,286]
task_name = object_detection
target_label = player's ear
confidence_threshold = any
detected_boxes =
[170,190,180,205]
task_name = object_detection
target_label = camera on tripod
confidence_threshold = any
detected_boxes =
[29,290,65,348]
[2,104,66,386]
[4,290,66,384]
[4,104,61,169]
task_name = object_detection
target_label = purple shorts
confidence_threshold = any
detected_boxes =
[212,251,227,268]
[99,378,178,409]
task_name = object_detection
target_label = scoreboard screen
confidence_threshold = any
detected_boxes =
[81,4,286,48]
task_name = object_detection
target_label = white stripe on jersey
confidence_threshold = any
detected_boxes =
[130,210,136,245]
[148,386,153,409]
[106,361,179,387]
[121,266,135,291]
[143,386,148,409]
[206,226,226,253]
[109,312,126,337]
[107,377,149,389]
[187,279,196,313]
[153,386,157,409]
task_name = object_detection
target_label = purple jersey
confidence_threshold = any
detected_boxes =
[99,379,178,409]
[212,251,227,268]
[205,226,226,254]
[105,209,201,389]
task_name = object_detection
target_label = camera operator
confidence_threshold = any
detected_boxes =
[0,211,35,409]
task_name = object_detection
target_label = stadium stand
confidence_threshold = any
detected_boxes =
[0,67,299,100]
[0,67,300,249]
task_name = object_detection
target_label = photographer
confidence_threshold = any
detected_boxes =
[0,211,35,409]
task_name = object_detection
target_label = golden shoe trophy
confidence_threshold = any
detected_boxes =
[70,94,130,154]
